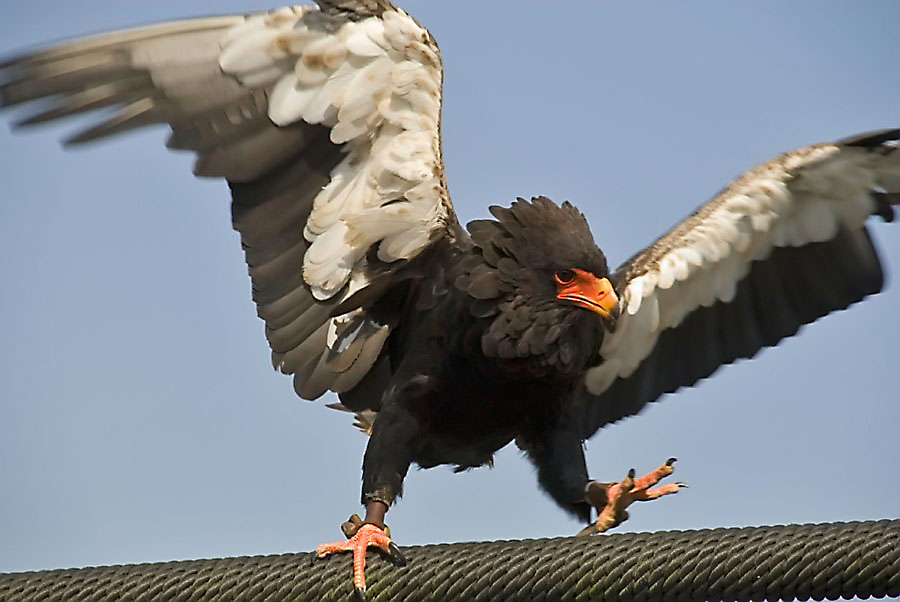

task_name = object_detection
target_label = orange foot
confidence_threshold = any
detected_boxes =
[315,515,405,601]
[578,457,686,536]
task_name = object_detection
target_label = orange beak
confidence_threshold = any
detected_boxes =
[556,270,619,319]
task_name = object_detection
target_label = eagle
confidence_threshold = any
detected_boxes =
[1,1,897,597]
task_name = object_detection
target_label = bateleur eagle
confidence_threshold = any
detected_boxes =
[2,1,898,597]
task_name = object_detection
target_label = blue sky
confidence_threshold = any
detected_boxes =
[1,1,898,574]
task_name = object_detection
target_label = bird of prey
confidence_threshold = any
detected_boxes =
[2,1,898,598]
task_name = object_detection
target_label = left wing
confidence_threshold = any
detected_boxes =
[0,1,460,403]
[576,130,900,438]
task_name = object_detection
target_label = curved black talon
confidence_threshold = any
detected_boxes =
[666,457,677,466]
[353,586,368,602]
[387,541,407,566]
[576,523,598,537]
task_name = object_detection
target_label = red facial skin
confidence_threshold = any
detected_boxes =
[554,268,619,319]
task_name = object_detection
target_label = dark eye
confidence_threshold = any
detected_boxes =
[554,269,575,285]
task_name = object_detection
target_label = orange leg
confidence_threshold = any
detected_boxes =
[578,457,686,536]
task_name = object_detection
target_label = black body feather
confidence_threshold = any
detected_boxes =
[342,197,612,519]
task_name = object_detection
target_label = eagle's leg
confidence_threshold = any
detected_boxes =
[577,458,686,536]
[518,411,596,523]
[520,413,685,535]
[315,387,424,601]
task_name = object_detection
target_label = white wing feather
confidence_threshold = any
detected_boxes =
[585,142,900,396]
[219,7,447,301]
[0,3,454,405]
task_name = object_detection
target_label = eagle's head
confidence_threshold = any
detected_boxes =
[458,196,619,378]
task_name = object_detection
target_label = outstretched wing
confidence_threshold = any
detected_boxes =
[0,1,460,400]
[576,130,900,437]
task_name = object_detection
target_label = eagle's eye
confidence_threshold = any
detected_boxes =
[554,269,575,285]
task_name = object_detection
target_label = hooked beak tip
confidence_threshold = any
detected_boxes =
[609,301,621,321]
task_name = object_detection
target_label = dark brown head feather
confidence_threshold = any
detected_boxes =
[474,196,608,276]
[455,197,608,378]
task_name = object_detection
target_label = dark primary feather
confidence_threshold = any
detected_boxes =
[577,225,885,436]
[575,130,900,438]
[0,3,462,407]
[228,123,345,398]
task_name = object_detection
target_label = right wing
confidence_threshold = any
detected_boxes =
[575,129,900,437]
[0,1,460,400]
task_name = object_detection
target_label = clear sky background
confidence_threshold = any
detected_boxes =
[1,1,898,575]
